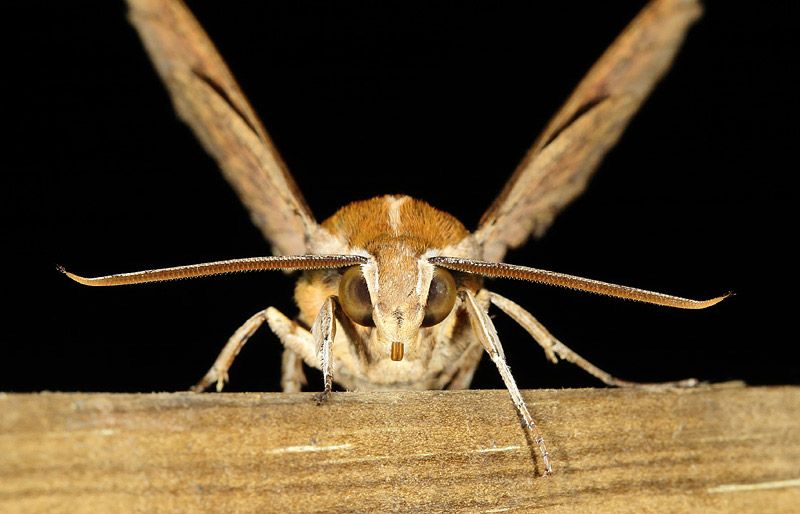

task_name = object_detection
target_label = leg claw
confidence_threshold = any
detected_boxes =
[313,391,331,405]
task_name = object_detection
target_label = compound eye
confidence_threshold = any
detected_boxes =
[422,268,457,327]
[338,266,375,327]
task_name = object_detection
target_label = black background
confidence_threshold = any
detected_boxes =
[6,1,796,393]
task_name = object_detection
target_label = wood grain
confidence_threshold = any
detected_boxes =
[2,386,798,513]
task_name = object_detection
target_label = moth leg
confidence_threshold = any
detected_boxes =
[281,349,308,393]
[430,300,484,390]
[435,300,485,390]
[489,291,698,389]
[311,296,337,404]
[190,307,322,393]
[462,289,552,476]
[191,309,269,393]
[445,341,483,390]
[271,299,366,398]
[264,307,321,370]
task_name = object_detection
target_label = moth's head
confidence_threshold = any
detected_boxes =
[338,251,458,361]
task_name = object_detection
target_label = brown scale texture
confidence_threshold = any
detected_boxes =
[322,196,470,255]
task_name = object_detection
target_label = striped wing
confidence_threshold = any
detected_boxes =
[127,0,317,256]
[475,0,702,262]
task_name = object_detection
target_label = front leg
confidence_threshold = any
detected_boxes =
[462,289,552,476]
[266,304,341,400]
[311,296,337,403]
[269,300,366,400]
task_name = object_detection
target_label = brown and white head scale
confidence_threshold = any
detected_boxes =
[299,195,483,365]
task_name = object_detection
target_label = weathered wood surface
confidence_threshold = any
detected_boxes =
[1,386,798,513]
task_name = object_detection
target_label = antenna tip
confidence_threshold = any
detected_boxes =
[700,290,734,309]
[57,265,86,285]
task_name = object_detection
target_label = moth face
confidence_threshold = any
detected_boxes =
[318,195,476,360]
[339,255,457,360]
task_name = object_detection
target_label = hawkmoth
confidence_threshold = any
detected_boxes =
[61,0,728,475]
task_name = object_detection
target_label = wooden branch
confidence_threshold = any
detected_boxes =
[1,386,798,512]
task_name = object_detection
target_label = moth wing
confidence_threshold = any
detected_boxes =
[475,0,702,262]
[127,0,317,256]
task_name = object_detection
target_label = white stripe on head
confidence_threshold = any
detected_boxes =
[385,195,409,236]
